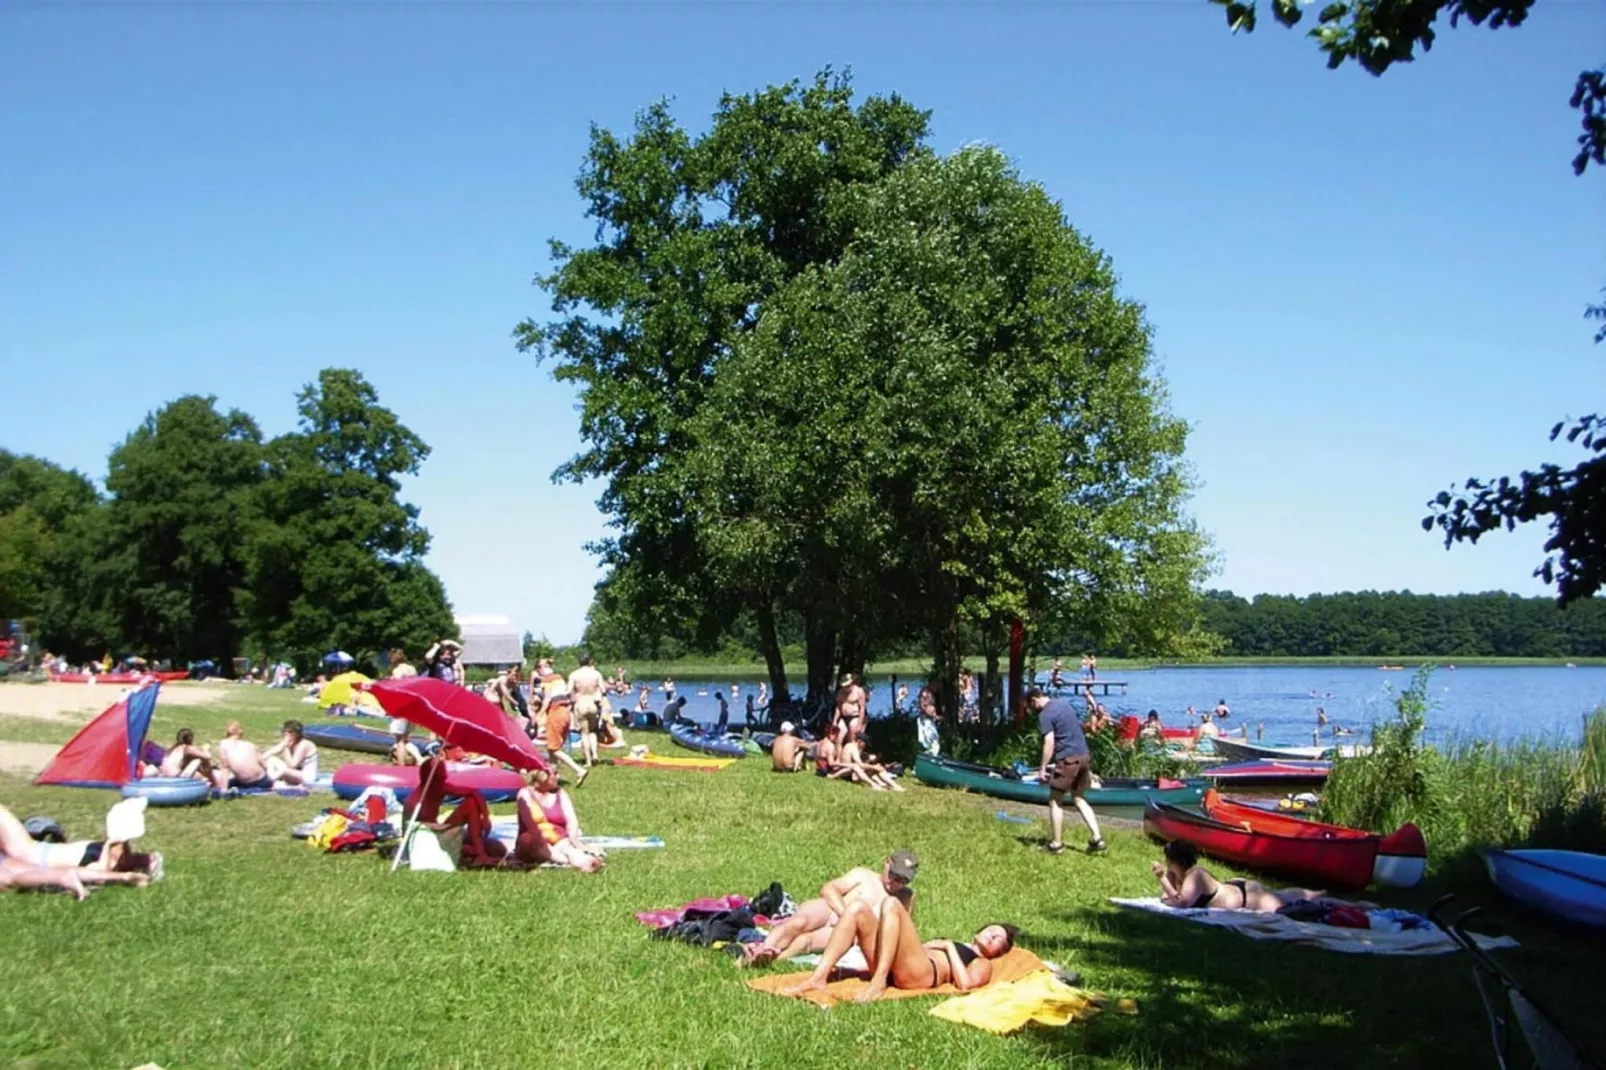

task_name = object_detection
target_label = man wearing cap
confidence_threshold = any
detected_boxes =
[739,851,918,967]
[771,722,807,773]
[1028,687,1107,855]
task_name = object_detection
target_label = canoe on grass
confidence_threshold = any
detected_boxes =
[330,762,523,803]
[668,724,747,759]
[1203,790,1425,888]
[1484,849,1606,932]
[912,754,1206,811]
[50,670,191,684]
[302,722,399,756]
[1203,759,1331,788]
[1143,793,1425,891]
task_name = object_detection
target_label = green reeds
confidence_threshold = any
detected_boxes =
[1324,666,1606,865]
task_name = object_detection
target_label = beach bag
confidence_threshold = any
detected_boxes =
[406,828,459,872]
[23,816,67,843]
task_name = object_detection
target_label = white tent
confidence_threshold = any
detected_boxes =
[454,615,523,667]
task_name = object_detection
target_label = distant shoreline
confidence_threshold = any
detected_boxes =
[579,655,1606,680]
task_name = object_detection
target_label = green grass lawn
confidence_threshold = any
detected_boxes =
[2,685,1603,1068]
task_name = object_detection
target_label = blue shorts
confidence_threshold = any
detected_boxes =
[231,774,274,791]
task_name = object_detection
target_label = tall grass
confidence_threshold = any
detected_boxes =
[1324,666,1606,865]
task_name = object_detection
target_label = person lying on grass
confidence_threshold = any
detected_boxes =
[0,804,159,899]
[262,720,319,787]
[1154,841,1339,912]
[740,851,918,967]
[516,767,603,873]
[779,897,1018,1004]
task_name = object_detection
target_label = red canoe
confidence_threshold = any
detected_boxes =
[1144,791,1426,891]
[1203,790,1426,889]
[1117,716,1196,742]
[331,762,524,803]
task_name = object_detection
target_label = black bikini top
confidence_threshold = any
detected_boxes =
[955,943,979,968]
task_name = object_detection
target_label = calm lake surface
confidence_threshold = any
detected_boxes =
[650,666,1606,747]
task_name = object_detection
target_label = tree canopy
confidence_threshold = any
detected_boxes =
[1,371,454,671]
[522,72,1212,715]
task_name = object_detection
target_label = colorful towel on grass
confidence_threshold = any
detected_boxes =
[486,817,663,851]
[612,753,735,772]
[1110,898,1519,955]
[636,895,750,930]
[930,972,1138,1033]
[746,948,1048,1008]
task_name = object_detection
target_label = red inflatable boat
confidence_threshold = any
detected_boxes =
[331,762,523,803]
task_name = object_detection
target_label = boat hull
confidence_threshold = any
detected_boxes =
[1484,849,1606,932]
[1144,797,1380,891]
[1210,737,1331,762]
[668,725,747,759]
[1204,759,1331,788]
[913,755,1206,812]
[302,722,398,756]
[1204,790,1426,888]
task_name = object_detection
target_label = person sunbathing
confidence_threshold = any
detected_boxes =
[771,722,808,773]
[262,720,319,786]
[0,804,158,897]
[1154,841,1330,912]
[780,897,1017,1004]
[212,721,271,793]
[158,728,216,781]
[515,767,603,873]
[741,852,918,967]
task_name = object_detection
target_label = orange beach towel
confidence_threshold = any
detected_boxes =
[746,948,1048,1008]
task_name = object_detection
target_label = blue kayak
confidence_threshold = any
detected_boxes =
[1484,848,1606,932]
[303,722,398,756]
[669,724,747,759]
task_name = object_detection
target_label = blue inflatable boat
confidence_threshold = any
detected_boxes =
[1484,848,1606,932]
[303,722,399,756]
[669,724,747,760]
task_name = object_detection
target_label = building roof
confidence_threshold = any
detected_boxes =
[454,615,523,666]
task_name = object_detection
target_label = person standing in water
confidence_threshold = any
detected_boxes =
[1028,688,1105,856]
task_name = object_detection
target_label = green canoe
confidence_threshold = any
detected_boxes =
[913,754,1206,812]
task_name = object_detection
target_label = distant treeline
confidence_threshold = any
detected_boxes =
[1198,590,1606,659]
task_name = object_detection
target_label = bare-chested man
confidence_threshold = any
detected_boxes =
[832,673,868,745]
[212,721,271,793]
[262,720,319,786]
[568,654,607,768]
[739,851,919,967]
[771,722,807,773]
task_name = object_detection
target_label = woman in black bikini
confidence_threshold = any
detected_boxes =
[780,896,1017,1004]
[1154,841,1328,912]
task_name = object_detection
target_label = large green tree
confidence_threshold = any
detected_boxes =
[1213,0,1604,604]
[517,71,931,703]
[684,147,1211,715]
[242,369,455,669]
[98,397,264,663]
[0,451,110,658]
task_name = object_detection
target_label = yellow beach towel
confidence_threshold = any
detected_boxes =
[929,971,1138,1034]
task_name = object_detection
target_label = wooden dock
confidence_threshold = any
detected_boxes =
[1044,678,1128,696]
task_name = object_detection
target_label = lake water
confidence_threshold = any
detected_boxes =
[645,666,1606,747]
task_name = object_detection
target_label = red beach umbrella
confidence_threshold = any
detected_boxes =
[363,677,548,774]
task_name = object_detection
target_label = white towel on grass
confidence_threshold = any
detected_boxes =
[1110,897,1519,956]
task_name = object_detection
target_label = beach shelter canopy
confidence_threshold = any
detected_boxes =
[366,677,547,773]
[319,671,376,711]
[35,681,162,788]
[323,650,356,666]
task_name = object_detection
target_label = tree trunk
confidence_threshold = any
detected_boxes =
[837,630,864,683]
[930,614,963,723]
[755,598,790,706]
[803,609,836,716]
[983,647,1001,724]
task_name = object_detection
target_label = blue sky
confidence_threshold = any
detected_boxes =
[2,2,1601,643]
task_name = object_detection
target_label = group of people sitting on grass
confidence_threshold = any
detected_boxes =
[146,720,319,795]
[766,674,905,792]
[397,753,604,874]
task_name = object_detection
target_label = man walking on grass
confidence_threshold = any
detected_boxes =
[1027,687,1106,856]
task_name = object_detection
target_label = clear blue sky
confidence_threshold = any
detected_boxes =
[2,2,1601,643]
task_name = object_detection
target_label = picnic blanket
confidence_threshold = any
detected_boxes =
[612,753,735,772]
[637,895,750,930]
[1110,898,1520,956]
[486,817,663,850]
[746,947,1049,1008]
[930,972,1137,1033]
